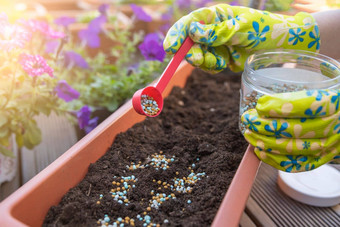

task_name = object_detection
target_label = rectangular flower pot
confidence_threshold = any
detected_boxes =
[0,62,260,227]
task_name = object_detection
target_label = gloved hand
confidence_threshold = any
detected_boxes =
[241,89,340,172]
[163,4,320,72]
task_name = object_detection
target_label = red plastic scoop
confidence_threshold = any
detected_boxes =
[132,36,194,117]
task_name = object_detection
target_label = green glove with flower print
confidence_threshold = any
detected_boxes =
[241,89,340,172]
[163,4,320,73]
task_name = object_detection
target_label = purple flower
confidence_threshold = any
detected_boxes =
[195,0,212,7]
[130,4,152,22]
[88,14,107,34]
[175,0,192,9]
[63,51,89,69]
[78,15,106,48]
[145,33,163,42]
[20,19,65,39]
[19,53,54,77]
[77,105,91,129]
[138,33,165,62]
[229,0,240,6]
[45,40,59,54]
[55,80,80,102]
[84,116,99,134]
[0,23,31,51]
[98,4,110,15]
[54,16,76,27]
[78,29,100,48]
[161,8,173,21]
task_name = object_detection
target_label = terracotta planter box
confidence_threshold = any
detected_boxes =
[0,62,260,227]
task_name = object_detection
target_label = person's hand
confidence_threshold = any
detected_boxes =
[241,89,340,172]
[163,4,320,73]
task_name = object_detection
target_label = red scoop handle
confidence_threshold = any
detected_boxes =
[155,37,194,93]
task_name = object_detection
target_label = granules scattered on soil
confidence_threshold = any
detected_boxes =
[43,68,248,227]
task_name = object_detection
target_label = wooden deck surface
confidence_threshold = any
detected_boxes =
[240,163,340,227]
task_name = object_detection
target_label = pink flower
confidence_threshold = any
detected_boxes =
[0,22,31,51]
[19,19,65,39]
[19,53,54,77]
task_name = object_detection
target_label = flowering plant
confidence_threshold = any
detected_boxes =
[47,4,170,137]
[0,14,70,156]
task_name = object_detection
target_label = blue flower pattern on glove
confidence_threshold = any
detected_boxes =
[288,28,306,45]
[256,146,272,153]
[301,106,326,122]
[306,90,329,101]
[209,47,226,70]
[247,21,270,48]
[199,29,218,46]
[185,53,193,64]
[302,141,310,149]
[165,22,187,54]
[264,120,292,138]
[189,22,205,35]
[308,25,320,50]
[243,113,261,132]
[280,155,308,172]
[333,116,340,134]
[231,50,240,59]
[305,163,315,171]
[227,14,241,26]
[331,90,340,111]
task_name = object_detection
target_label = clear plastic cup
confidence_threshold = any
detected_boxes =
[239,49,340,133]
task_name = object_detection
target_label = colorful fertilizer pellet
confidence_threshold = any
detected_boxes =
[97,215,135,227]
[141,94,160,116]
[172,171,206,193]
[149,152,175,171]
[110,175,137,206]
[97,154,208,226]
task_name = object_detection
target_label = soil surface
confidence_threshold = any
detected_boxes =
[43,68,248,227]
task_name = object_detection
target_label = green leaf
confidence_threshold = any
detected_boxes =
[0,126,9,137]
[0,135,10,147]
[23,120,42,149]
[34,96,53,116]
[0,113,7,127]
[0,146,15,157]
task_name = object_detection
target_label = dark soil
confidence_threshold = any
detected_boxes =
[43,68,248,227]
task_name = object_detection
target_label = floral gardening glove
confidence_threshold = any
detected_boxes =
[241,90,340,172]
[163,4,320,73]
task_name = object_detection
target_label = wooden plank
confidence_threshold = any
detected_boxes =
[249,163,340,226]
[0,161,20,201]
[239,211,256,227]
[21,112,78,184]
[0,136,20,201]
[332,204,340,216]
[245,196,277,227]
